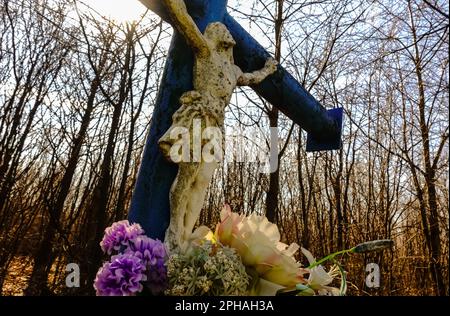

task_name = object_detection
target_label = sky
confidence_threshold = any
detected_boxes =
[79,0,271,47]
[82,0,148,22]
[80,0,254,24]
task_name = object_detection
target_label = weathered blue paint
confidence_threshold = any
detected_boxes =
[306,108,343,152]
[130,0,343,239]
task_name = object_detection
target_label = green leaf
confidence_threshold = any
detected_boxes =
[332,259,347,296]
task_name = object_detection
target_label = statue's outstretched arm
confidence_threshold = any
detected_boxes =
[163,0,210,57]
[238,58,278,86]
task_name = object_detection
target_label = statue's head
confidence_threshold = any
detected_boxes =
[204,22,236,50]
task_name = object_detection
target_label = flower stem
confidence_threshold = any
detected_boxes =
[307,249,352,269]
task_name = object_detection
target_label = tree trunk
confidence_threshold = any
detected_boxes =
[25,53,105,295]
[265,0,283,224]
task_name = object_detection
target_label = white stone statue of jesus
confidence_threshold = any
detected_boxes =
[159,0,278,252]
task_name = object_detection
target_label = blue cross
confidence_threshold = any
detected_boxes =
[129,0,343,240]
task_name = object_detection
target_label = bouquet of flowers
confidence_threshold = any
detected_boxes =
[94,205,392,296]
[94,221,168,296]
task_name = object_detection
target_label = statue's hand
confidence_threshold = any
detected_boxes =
[265,58,278,74]
[238,58,278,86]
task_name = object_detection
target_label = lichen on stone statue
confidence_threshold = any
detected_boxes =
[158,0,278,253]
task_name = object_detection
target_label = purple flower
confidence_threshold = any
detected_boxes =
[94,253,147,296]
[100,220,144,255]
[127,236,168,295]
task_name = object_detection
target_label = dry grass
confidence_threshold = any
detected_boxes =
[2,256,33,296]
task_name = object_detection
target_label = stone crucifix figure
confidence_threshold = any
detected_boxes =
[158,0,278,252]
[131,0,343,246]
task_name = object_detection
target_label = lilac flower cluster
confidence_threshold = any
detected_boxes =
[100,220,144,255]
[94,253,147,296]
[94,220,168,296]
[127,236,168,295]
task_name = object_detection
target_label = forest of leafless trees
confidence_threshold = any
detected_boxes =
[0,0,448,296]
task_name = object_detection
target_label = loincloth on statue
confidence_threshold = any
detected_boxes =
[158,90,225,161]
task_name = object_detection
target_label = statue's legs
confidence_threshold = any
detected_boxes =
[159,92,223,252]
[164,162,199,252]
[164,161,218,252]
[182,161,218,242]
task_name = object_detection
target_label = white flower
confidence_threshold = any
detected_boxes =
[301,247,341,296]
[215,205,305,287]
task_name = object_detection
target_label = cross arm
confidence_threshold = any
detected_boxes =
[223,14,343,151]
